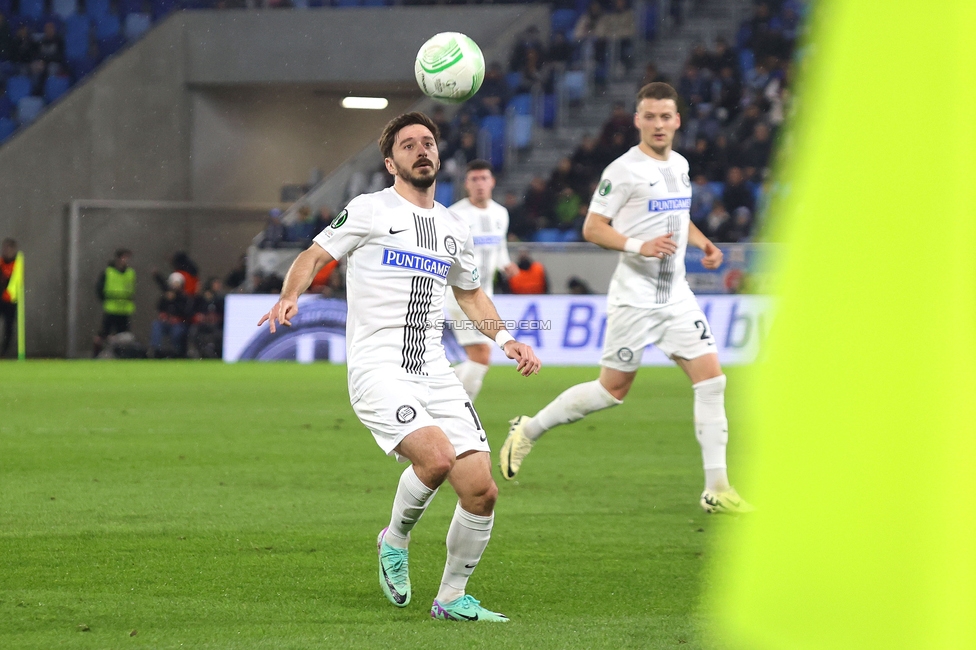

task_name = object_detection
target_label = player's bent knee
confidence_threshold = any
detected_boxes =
[462,480,497,516]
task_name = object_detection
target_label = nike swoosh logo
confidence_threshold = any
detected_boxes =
[479,433,487,442]
[381,568,407,604]
[455,613,478,621]
[389,227,408,235]
[649,180,660,186]
[506,443,515,478]
[464,563,478,569]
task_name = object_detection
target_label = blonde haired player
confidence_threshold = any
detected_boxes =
[500,83,752,514]
[445,160,519,402]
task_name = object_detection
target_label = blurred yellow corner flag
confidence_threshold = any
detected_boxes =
[710,1,975,648]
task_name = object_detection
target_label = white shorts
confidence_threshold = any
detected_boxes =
[351,370,489,460]
[600,296,717,372]
[445,293,493,348]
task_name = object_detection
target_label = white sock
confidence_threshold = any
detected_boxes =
[384,465,438,549]
[436,503,494,603]
[693,375,731,493]
[454,360,490,403]
[523,379,622,441]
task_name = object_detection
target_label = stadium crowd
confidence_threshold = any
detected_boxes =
[334,1,802,244]
[434,0,804,244]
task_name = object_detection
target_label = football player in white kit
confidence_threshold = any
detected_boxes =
[445,160,519,403]
[499,84,753,514]
[258,113,541,622]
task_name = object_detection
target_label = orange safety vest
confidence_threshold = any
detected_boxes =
[508,262,547,294]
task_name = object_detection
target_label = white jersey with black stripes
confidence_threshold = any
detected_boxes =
[588,146,695,309]
[313,187,480,402]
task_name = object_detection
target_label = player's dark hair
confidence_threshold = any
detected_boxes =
[2,238,16,247]
[465,159,493,175]
[115,248,132,259]
[378,112,440,159]
[636,82,679,106]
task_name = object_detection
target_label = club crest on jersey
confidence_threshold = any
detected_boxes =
[648,197,692,212]
[598,179,612,196]
[330,210,348,229]
[681,173,691,187]
[444,235,458,256]
[471,268,480,282]
[381,248,451,279]
[617,347,634,362]
[396,405,416,424]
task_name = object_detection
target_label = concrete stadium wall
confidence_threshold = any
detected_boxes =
[0,16,192,356]
[190,88,417,204]
[0,6,548,356]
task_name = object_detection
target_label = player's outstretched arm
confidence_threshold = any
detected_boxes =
[687,222,723,269]
[582,211,678,259]
[256,243,335,333]
[452,286,541,377]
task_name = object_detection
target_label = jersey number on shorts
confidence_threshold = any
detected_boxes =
[464,401,483,430]
[694,319,713,341]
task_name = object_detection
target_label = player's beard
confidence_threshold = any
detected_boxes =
[395,158,439,189]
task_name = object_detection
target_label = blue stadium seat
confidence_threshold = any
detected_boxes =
[94,13,120,39]
[739,49,755,78]
[708,182,724,199]
[561,70,586,101]
[434,181,454,206]
[98,33,127,56]
[118,0,143,15]
[124,12,151,40]
[44,75,71,103]
[68,55,98,79]
[150,0,178,19]
[0,116,16,141]
[541,94,557,127]
[308,0,327,6]
[551,9,578,38]
[509,114,532,150]
[0,94,14,118]
[0,0,11,17]
[19,0,45,20]
[361,0,386,6]
[86,0,112,17]
[64,14,91,61]
[52,0,79,19]
[291,0,309,7]
[505,71,522,92]
[17,96,45,125]
[5,76,33,104]
[533,228,562,243]
[574,0,588,13]
[508,93,532,116]
[479,115,506,169]
[333,0,360,7]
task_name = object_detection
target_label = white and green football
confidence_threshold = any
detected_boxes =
[414,32,485,104]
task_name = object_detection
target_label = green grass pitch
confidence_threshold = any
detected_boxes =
[0,361,749,649]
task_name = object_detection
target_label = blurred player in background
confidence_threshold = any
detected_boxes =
[445,160,518,402]
[501,83,753,514]
[0,238,20,358]
[258,112,540,623]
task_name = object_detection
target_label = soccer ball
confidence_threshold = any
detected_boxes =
[414,32,485,104]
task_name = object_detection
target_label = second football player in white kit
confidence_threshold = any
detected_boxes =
[445,160,518,403]
[500,83,753,514]
[259,113,541,622]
